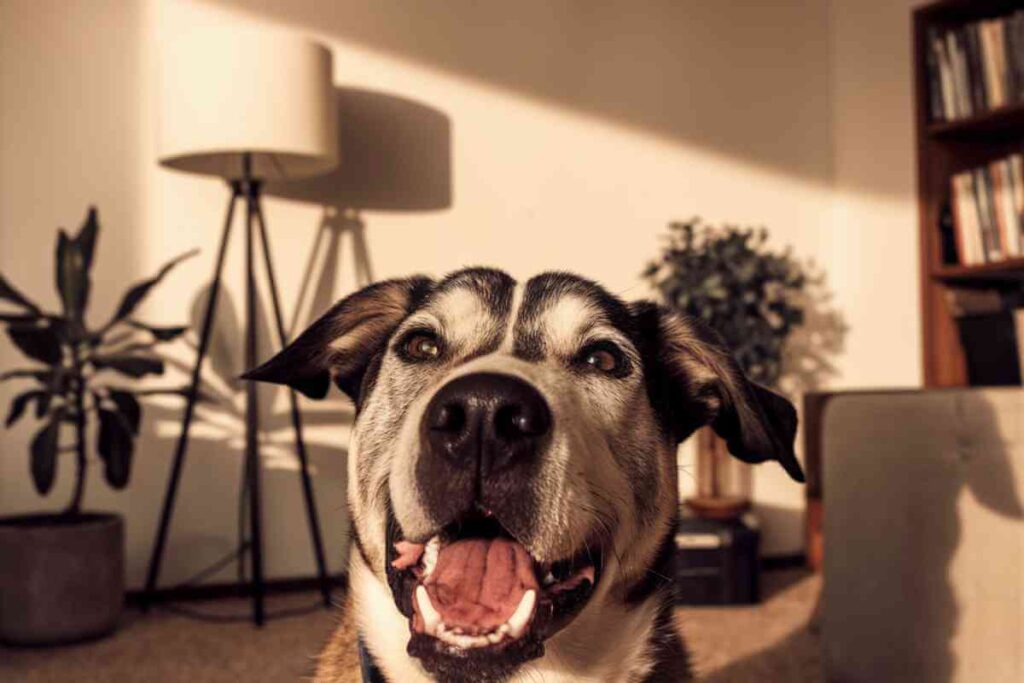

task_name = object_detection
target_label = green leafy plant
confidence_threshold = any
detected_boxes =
[643,219,806,388]
[0,208,195,515]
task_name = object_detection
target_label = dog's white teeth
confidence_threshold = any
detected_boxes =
[507,589,537,639]
[422,537,440,578]
[421,588,536,648]
[438,629,493,649]
[542,571,556,586]
[416,586,443,636]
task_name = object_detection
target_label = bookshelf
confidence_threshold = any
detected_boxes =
[914,0,1024,387]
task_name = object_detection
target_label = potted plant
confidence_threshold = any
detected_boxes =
[644,219,806,519]
[0,208,194,644]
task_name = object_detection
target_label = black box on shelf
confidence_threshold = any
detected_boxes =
[672,513,760,606]
[957,311,1022,386]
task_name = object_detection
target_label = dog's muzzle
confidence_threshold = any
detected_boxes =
[386,372,603,669]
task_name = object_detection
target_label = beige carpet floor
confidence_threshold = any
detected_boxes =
[0,570,821,682]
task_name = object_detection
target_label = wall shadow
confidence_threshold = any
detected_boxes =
[699,619,822,683]
[167,286,356,463]
[820,390,1024,682]
[140,285,354,586]
[211,0,840,193]
[779,262,848,396]
[264,86,451,212]
[264,85,452,333]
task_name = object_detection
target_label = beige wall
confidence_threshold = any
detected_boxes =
[0,0,920,587]
[828,0,921,390]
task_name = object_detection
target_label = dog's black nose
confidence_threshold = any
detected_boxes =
[423,372,551,476]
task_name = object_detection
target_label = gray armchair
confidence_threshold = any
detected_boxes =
[821,388,1023,682]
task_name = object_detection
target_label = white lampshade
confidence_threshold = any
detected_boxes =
[158,26,338,180]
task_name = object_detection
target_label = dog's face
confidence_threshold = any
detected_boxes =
[246,268,802,681]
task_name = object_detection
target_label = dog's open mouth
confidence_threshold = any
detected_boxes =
[386,509,603,667]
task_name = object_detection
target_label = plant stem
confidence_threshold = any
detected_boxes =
[65,347,87,516]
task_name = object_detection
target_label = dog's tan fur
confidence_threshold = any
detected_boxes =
[244,269,802,683]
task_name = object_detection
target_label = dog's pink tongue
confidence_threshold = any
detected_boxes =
[424,537,538,632]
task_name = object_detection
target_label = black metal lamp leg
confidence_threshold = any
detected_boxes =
[252,197,333,607]
[242,167,267,627]
[142,182,242,610]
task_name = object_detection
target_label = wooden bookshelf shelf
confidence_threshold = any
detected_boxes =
[932,257,1024,281]
[918,0,1024,23]
[914,0,1024,388]
[928,103,1024,139]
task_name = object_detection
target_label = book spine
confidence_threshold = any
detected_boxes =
[972,169,996,262]
[950,175,966,264]
[994,160,1019,257]
[1011,154,1024,254]
[981,21,1005,108]
[951,31,974,117]
[1001,159,1020,257]
[964,172,985,264]
[1003,16,1021,104]
[993,17,1010,108]
[964,24,988,112]
[984,168,1004,260]
[926,26,946,120]
[935,33,958,119]
[987,162,1003,259]
[1016,12,1024,101]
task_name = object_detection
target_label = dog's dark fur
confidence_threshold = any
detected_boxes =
[246,268,803,682]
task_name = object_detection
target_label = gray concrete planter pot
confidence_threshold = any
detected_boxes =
[0,512,124,645]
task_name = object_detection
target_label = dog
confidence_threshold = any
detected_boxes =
[244,268,803,683]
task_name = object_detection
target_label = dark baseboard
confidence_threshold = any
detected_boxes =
[760,553,808,571]
[125,573,348,606]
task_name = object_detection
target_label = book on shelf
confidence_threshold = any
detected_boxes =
[947,152,1024,266]
[926,10,1024,123]
[946,288,1024,386]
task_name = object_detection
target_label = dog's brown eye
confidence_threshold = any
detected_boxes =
[577,340,629,377]
[583,348,619,373]
[403,332,442,361]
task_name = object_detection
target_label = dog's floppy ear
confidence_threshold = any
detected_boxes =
[633,302,804,483]
[242,276,433,401]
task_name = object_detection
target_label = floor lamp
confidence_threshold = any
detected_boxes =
[143,27,339,626]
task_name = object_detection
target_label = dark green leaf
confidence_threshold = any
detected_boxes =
[6,323,62,364]
[98,408,133,488]
[107,389,141,435]
[35,392,52,418]
[30,411,62,495]
[5,389,47,427]
[55,229,89,321]
[107,250,198,327]
[0,273,41,312]
[0,368,54,384]
[76,207,99,272]
[91,354,164,378]
[127,320,188,341]
[0,313,44,324]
